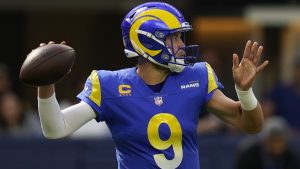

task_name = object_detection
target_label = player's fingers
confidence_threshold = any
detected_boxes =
[65,69,72,75]
[253,46,263,65]
[48,41,55,44]
[39,43,46,47]
[242,40,251,59]
[249,42,258,61]
[232,53,239,70]
[60,41,66,45]
[256,60,269,73]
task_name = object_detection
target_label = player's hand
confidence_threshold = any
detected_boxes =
[37,41,69,98]
[232,40,269,90]
[39,41,66,47]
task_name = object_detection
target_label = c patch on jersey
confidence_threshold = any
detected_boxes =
[118,84,132,96]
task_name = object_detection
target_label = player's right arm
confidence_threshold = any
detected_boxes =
[38,84,96,139]
[36,42,97,139]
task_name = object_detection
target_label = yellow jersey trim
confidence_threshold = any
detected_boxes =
[205,63,218,93]
[89,70,101,106]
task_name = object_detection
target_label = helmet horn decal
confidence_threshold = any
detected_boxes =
[122,2,199,72]
[134,9,181,29]
[129,9,181,57]
[130,16,161,57]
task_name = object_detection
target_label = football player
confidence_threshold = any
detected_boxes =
[37,2,269,169]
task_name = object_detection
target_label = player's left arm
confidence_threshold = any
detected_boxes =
[206,41,269,133]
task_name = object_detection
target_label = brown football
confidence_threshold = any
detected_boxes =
[19,44,75,86]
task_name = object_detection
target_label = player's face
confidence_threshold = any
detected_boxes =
[165,32,185,57]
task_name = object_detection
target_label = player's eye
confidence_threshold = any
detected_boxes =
[172,35,179,41]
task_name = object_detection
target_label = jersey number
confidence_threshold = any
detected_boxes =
[147,113,183,169]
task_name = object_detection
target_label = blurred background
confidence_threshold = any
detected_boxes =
[0,0,300,168]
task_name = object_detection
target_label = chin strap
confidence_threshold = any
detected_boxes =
[168,58,185,73]
[168,63,185,73]
[124,47,185,73]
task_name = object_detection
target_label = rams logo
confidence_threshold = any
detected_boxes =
[181,81,200,90]
[129,9,181,57]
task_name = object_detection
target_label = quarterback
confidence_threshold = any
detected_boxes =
[37,2,269,169]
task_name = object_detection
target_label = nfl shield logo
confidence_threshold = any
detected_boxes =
[154,96,163,106]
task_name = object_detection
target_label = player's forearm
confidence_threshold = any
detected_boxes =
[38,93,69,139]
[235,86,264,133]
[38,93,96,139]
[239,102,264,133]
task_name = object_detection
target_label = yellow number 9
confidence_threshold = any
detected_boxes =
[147,113,183,169]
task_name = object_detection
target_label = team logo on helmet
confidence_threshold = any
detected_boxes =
[121,2,199,72]
[129,9,181,58]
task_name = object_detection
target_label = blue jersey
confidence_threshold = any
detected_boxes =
[77,62,223,169]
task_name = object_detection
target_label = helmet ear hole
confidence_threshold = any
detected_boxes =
[161,54,170,62]
[155,31,165,39]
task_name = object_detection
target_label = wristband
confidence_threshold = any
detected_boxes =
[235,85,258,111]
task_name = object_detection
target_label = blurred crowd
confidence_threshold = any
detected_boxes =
[0,63,42,138]
[0,63,111,139]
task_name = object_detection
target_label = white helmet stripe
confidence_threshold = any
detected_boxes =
[124,49,139,58]
[136,30,165,46]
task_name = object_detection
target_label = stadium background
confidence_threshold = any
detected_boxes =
[0,0,300,168]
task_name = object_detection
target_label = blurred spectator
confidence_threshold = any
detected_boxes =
[235,116,300,169]
[197,114,224,134]
[197,51,228,134]
[268,58,300,132]
[0,92,42,138]
[201,50,223,76]
[0,63,12,94]
[260,97,275,119]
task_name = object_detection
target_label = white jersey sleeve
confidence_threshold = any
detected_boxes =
[38,93,96,139]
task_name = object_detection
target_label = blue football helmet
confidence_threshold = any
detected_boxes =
[121,2,199,72]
